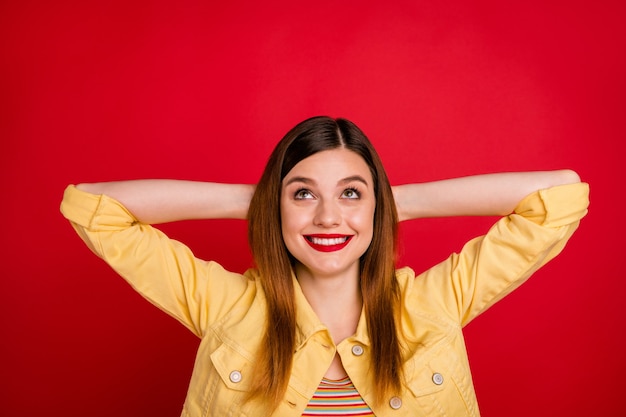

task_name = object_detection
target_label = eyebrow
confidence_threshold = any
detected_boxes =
[284,175,370,187]
[339,175,370,186]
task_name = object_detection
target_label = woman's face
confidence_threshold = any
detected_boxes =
[280,148,376,280]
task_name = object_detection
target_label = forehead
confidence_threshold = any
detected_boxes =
[282,149,373,185]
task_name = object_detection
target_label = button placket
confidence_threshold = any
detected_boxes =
[351,344,364,356]
[389,396,402,409]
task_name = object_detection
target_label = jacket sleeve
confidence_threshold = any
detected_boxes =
[60,185,252,337]
[412,182,590,327]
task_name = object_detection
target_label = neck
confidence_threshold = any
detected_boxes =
[295,263,362,344]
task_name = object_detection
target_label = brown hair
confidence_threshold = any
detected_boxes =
[247,116,402,408]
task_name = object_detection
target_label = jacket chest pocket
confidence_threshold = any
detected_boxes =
[210,342,254,392]
[201,342,261,416]
[207,343,306,417]
[402,345,477,417]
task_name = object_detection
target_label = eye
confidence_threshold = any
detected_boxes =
[342,187,361,199]
[294,188,314,200]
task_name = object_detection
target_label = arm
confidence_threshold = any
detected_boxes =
[393,170,581,221]
[76,180,255,224]
[403,172,589,326]
[62,181,257,336]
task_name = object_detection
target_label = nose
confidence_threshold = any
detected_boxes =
[313,199,341,227]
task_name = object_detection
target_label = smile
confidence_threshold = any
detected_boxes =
[304,234,353,252]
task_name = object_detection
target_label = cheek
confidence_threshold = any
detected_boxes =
[279,206,303,248]
[356,204,376,229]
[347,208,375,244]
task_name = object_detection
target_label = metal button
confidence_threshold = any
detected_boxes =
[351,344,364,356]
[432,372,444,385]
[389,396,402,409]
[229,370,242,383]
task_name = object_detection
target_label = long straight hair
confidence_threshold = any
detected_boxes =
[247,116,402,409]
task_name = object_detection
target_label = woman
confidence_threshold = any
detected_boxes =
[60,116,589,416]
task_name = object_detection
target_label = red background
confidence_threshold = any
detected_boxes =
[2,1,625,416]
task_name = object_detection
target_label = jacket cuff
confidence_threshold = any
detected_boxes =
[60,185,103,228]
[514,182,589,227]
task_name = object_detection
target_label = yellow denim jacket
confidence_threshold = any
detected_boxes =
[61,182,589,417]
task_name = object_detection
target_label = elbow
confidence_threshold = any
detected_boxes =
[557,169,581,185]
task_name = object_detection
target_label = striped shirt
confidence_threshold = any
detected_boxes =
[302,376,375,416]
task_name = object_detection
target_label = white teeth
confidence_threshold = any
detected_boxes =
[310,237,348,246]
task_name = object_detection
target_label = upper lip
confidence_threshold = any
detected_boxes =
[304,234,353,246]
[305,234,352,238]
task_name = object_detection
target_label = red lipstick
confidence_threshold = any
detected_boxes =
[304,234,353,252]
